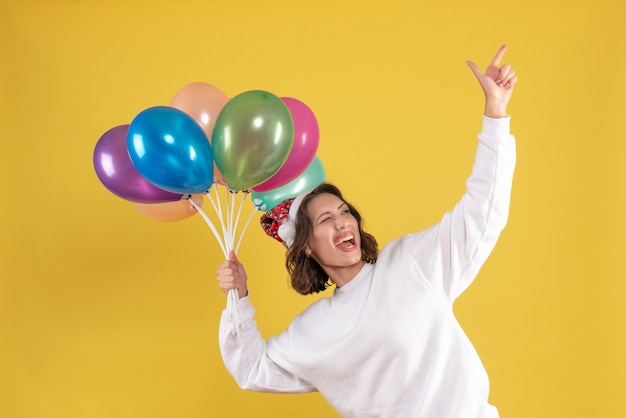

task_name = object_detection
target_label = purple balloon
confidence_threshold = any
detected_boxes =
[93,125,184,203]
[252,97,320,192]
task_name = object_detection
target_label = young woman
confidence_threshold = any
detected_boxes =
[216,45,517,417]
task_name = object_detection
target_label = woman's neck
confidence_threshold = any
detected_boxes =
[329,260,367,288]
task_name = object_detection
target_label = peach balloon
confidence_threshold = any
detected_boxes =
[170,82,229,138]
[133,195,203,222]
[170,82,229,185]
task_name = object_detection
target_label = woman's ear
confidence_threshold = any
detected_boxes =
[305,246,312,257]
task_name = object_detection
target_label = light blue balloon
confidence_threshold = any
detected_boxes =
[251,156,325,211]
[127,106,214,194]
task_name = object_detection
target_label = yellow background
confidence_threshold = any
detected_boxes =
[1,0,625,417]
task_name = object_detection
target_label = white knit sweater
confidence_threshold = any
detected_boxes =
[219,116,516,418]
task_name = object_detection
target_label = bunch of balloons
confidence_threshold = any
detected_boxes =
[93,82,326,256]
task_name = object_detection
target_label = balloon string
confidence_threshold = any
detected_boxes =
[223,188,230,250]
[235,205,258,254]
[221,185,233,251]
[231,191,247,251]
[226,190,241,336]
[206,187,229,252]
[199,186,252,337]
[229,190,237,250]
[213,186,229,247]
[201,188,241,335]
[227,288,242,337]
[189,198,227,258]
[222,190,227,249]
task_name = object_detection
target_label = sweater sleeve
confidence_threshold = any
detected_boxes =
[218,295,317,393]
[407,115,516,301]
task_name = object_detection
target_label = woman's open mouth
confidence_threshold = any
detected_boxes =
[334,233,355,248]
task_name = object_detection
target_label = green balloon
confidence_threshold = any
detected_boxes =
[251,156,326,211]
[212,90,294,191]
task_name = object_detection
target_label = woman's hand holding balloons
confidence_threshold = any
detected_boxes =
[216,251,249,299]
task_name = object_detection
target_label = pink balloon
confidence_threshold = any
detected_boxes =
[252,97,319,192]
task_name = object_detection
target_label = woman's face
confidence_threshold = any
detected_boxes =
[304,193,363,277]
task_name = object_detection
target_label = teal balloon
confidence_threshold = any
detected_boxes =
[127,106,214,194]
[251,156,326,211]
[212,90,294,191]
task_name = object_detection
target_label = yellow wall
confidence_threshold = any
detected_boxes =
[1,0,625,417]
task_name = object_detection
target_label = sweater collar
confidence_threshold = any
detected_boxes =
[333,262,374,297]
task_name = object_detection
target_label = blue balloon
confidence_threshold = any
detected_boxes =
[127,106,214,194]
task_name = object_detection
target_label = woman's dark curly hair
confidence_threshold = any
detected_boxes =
[285,183,378,295]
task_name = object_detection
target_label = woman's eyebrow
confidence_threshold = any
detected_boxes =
[315,203,347,223]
